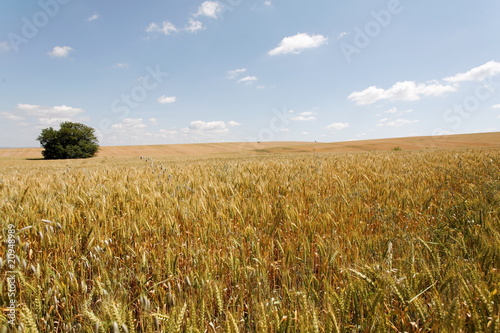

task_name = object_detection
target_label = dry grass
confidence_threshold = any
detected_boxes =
[1,147,499,332]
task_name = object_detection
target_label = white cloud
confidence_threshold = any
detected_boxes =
[105,119,151,144]
[292,116,315,121]
[146,23,158,33]
[16,104,40,111]
[444,61,500,83]
[183,120,237,136]
[158,129,178,136]
[188,120,225,132]
[185,19,205,33]
[51,105,84,115]
[0,112,25,121]
[158,96,177,104]
[176,120,241,142]
[348,81,456,105]
[142,129,179,142]
[16,104,84,117]
[10,103,86,127]
[337,32,349,39]
[291,111,317,121]
[268,33,328,56]
[149,118,159,126]
[326,122,349,131]
[113,62,129,69]
[227,121,241,127]
[111,118,147,130]
[491,104,500,109]
[48,46,73,58]
[38,117,86,126]
[194,1,223,19]
[237,76,258,84]
[227,68,247,79]
[264,0,272,6]
[146,21,178,35]
[228,69,260,87]
[86,13,100,22]
[0,41,11,53]
[384,107,398,114]
[377,118,419,127]
[349,61,500,107]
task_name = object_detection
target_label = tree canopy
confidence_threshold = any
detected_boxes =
[37,122,99,159]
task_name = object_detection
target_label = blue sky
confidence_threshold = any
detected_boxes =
[1,0,499,147]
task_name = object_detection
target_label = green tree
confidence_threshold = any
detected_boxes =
[37,122,99,159]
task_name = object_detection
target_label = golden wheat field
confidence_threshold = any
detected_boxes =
[1,146,499,332]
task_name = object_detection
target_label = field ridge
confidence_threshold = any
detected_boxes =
[0,132,499,159]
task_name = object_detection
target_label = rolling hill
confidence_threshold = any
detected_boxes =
[0,132,499,159]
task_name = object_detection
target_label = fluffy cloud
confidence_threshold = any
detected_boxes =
[227,68,247,79]
[185,19,205,33]
[291,111,316,121]
[268,33,328,56]
[4,103,87,127]
[377,118,419,127]
[194,1,223,19]
[227,121,241,127]
[111,118,147,130]
[492,104,500,109]
[348,81,456,105]
[105,119,149,144]
[444,61,500,83]
[146,2,222,37]
[158,96,177,104]
[237,76,258,84]
[48,46,73,58]
[143,129,179,142]
[16,104,84,117]
[326,122,349,131]
[348,61,500,106]
[183,120,239,136]
[228,69,259,86]
[146,21,178,35]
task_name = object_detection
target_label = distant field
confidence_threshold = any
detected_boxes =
[0,143,499,331]
[1,132,499,159]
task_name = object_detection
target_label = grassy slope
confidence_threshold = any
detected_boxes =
[1,132,499,159]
